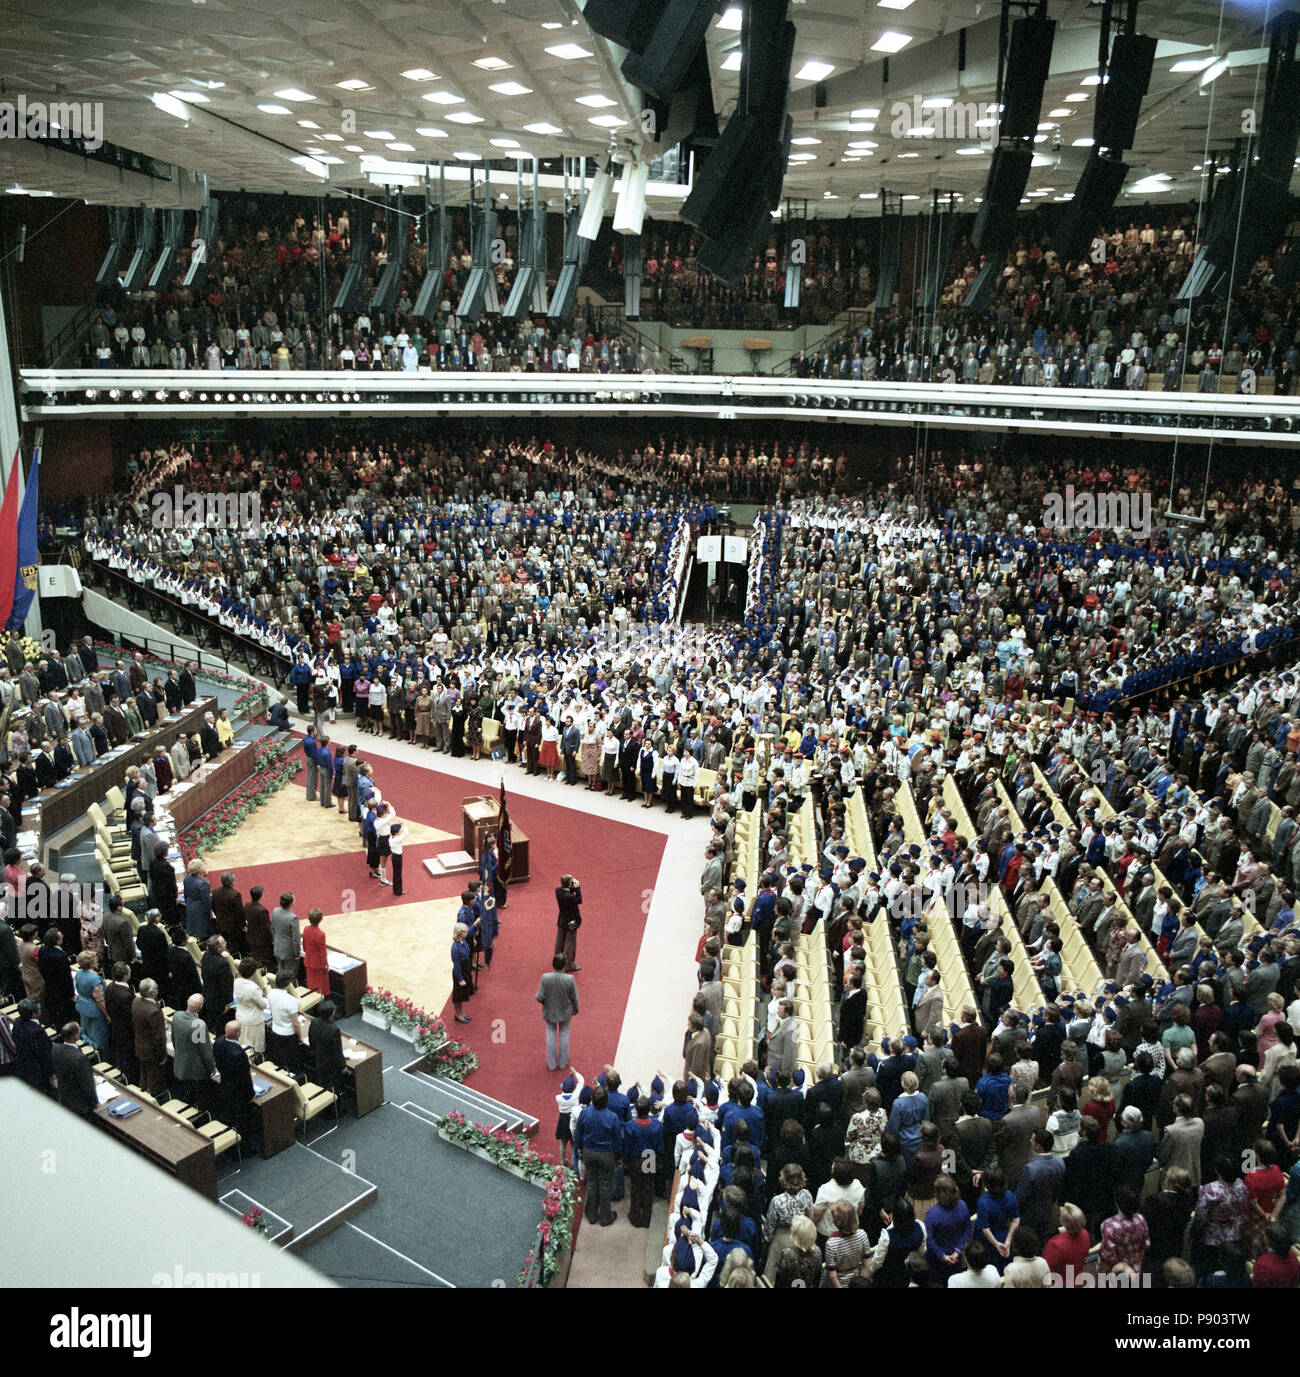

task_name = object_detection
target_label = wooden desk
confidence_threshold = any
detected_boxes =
[34,697,217,841]
[342,1031,384,1117]
[326,946,368,1018]
[460,795,530,882]
[168,739,259,828]
[93,1076,217,1199]
[294,1017,384,1118]
[247,1064,299,1157]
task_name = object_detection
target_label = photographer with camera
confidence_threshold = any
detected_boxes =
[555,873,583,974]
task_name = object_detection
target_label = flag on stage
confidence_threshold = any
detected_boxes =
[498,778,513,884]
[0,451,21,630]
[8,444,40,631]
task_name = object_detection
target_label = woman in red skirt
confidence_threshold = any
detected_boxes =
[303,908,330,996]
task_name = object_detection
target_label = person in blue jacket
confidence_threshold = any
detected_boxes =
[451,922,473,1024]
[575,1085,624,1226]
[302,727,318,803]
[622,1096,665,1228]
[290,653,313,714]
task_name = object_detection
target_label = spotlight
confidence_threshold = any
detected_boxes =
[178,389,191,401]
[198,392,208,401]
[241,393,251,402]
[255,393,266,404]
[130,389,144,401]
[226,392,236,402]
[154,390,167,402]
[83,388,98,401]
[108,389,121,401]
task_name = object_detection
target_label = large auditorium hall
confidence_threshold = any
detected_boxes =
[0,0,1296,1335]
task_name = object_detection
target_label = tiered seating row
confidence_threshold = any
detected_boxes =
[895,781,977,1026]
[960,779,1049,1011]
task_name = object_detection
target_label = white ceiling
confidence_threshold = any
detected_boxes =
[0,0,1282,215]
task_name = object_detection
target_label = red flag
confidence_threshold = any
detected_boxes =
[0,451,21,629]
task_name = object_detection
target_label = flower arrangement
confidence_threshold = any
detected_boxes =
[359,986,398,1017]
[434,1112,578,1286]
[3,631,42,666]
[241,1208,269,1235]
[425,1036,479,1083]
[386,994,423,1032]
[177,735,297,860]
[359,991,480,1082]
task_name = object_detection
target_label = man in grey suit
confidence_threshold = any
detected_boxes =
[536,955,580,1072]
[172,993,216,1111]
[697,958,724,1028]
[699,844,724,899]
[432,686,451,752]
[995,1082,1042,1189]
[271,893,301,979]
[766,998,798,1077]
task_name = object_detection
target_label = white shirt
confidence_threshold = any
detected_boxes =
[268,988,300,1037]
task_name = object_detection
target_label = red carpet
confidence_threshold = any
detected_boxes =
[226,742,665,1154]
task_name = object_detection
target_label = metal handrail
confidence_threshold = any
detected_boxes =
[84,559,292,687]
[773,307,876,376]
[41,300,98,369]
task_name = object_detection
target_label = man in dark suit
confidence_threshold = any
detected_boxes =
[51,1022,97,1117]
[554,874,582,973]
[136,688,158,729]
[210,874,246,952]
[101,896,136,972]
[200,936,234,1033]
[1063,1115,1119,1236]
[308,999,348,1102]
[200,713,222,760]
[838,971,868,1056]
[164,928,201,1009]
[1015,1129,1065,1241]
[763,1069,806,1141]
[104,964,137,1081]
[214,1020,258,1152]
[244,887,273,968]
[13,999,52,1091]
[950,1006,987,1085]
[178,662,197,706]
[132,979,168,1097]
[874,1038,915,1112]
[805,1061,843,1126]
[163,671,183,713]
[0,911,20,1003]
[109,663,131,703]
[22,864,51,932]
[103,701,130,747]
